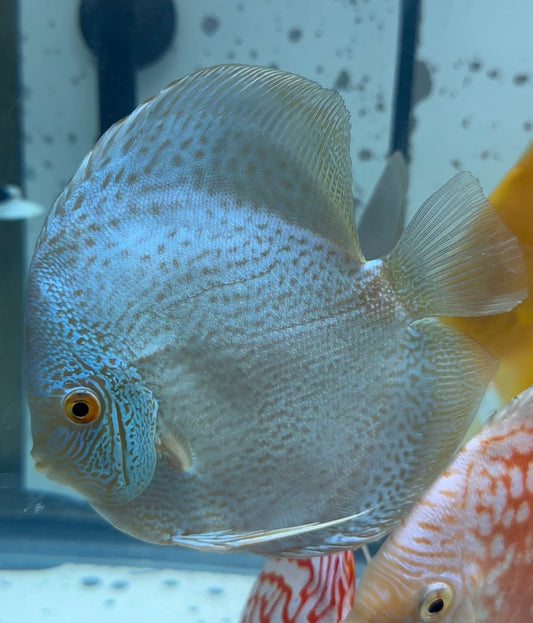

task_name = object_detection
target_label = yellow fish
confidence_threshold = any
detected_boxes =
[25,64,526,556]
[345,385,533,623]
[450,144,533,405]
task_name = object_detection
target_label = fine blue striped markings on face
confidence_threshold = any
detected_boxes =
[28,351,158,506]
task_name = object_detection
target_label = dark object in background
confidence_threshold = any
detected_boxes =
[79,0,176,135]
[0,0,24,485]
[389,0,421,159]
[0,185,10,202]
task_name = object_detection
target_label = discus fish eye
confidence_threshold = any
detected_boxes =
[419,583,453,621]
[63,388,102,424]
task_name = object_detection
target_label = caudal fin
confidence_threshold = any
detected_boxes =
[447,145,533,404]
[384,171,527,319]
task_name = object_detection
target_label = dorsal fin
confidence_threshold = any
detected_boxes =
[358,151,407,260]
[65,64,361,257]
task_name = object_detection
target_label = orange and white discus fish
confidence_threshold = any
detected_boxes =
[345,385,533,623]
[240,552,355,623]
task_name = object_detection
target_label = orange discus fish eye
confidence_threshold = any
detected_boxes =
[419,583,453,621]
[63,388,102,424]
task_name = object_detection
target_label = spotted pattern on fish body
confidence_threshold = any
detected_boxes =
[26,64,526,556]
[346,385,533,623]
[240,552,355,623]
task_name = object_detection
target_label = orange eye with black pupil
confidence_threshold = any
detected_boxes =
[63,388,101,424]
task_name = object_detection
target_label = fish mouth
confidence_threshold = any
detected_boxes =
[31,454,60,481]
[30,447,47,473]
[33,459,46,473]
[31,449,144,506]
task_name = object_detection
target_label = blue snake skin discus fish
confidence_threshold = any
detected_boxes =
[26,64,527,555]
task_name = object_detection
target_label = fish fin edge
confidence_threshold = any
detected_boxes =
[72,63,362,256]
[358,151,407,260]
[384,172,527,318]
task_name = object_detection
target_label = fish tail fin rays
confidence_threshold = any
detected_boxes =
[459,413,485,446]
[398,318,497,501]
[447,144,533,405]
[491,384,533,426]
[383,172,527,319]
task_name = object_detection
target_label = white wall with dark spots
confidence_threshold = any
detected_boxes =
[407,0,533,218]
[20,0,399,258]
[0,563,255,623]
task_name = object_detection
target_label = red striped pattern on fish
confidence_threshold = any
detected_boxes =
[240,551,355,623]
